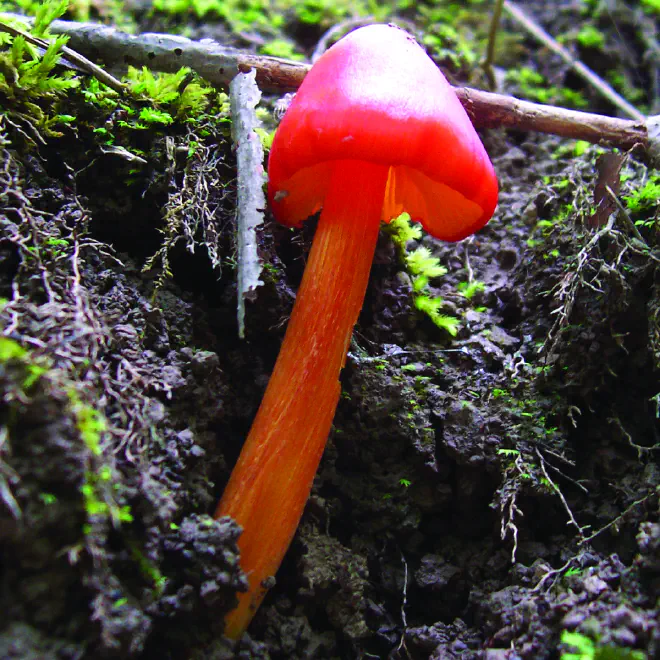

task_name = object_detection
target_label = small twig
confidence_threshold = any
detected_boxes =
[542,459,589,495]
[395,551,412,660]
[539,447,575,468]
[604,184,647,244]
[399,551,409,629]
[608,416,660,458]
[502,0,644,122]
[536,449,585,540]
[500,476,523,563]
[578,492,654,546]
[454,87,649,157]
[531,555,578,593]
[231,69,266,338]
[42,14,308,92]
[483,0,504,89]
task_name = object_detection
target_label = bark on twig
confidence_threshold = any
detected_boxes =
[43,16,308,92]
[230,70,266,339]
[2,13,656,163]
[455,86,647,152]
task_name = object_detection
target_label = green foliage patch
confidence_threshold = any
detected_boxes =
[0,1,79,139]
[386,214,460,336]
[506,67,588,109]
[561,631,645,660]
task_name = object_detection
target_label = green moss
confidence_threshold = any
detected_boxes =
[506,67,588,109]
[414,296,460,336]
[81,466,134,531]
[152,0,284,31]
[387,213,422,249]
[0,336,49,391]
[69,391,106,456]
[575,25,605,50]
[128,540,167,594]
[625,174,660,214]
[417,0,491,74]
[292,0,395,26]
[0,1,80,139]
[641,0,660,15]
[259,39,305,61]
[0,334,132,532]
[385,214,460,335]
[457,280,485,299]
[561,630,646,660]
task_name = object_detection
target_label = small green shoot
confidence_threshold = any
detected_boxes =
[385,214,460,335]
[260,39,304,61]
[560,630,645,660]
[0,0,80,138]
[641,0,660,15]
[69,392,107,456]
[506,67,588,109]
[576,25,605,49]
[625,174,660,214]
[0,337,48,390]
[414,296,460,336]
[457,280,485,299]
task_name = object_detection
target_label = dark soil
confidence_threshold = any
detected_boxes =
[1,1,659,659]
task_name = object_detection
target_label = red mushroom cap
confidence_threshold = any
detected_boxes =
[268,24,498,242]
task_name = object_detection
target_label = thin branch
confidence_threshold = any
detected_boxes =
[536,449,585,540]
[483,0,504,89]
[578,492,654,546]
[2,13,657,163]
[605,184,646,245]
[39,14,307,92]
[530,555,578,593]
[541,457,589,495]
[455,86,647,154]
[502,0,644,122]
[395,551,412,660]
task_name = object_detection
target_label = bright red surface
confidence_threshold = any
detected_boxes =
[268,24,498,241]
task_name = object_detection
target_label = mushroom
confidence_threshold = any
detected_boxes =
[215,23,498,638]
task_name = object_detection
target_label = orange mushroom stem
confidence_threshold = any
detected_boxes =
[216,160,388,637]
[215,24,498,639]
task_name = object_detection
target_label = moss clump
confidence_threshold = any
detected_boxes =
[386,214,460,336]
[0,1,79,140]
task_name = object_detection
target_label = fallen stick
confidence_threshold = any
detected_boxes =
[1,13,656,164]
[453,86,652,157]
[502,0,645,122]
